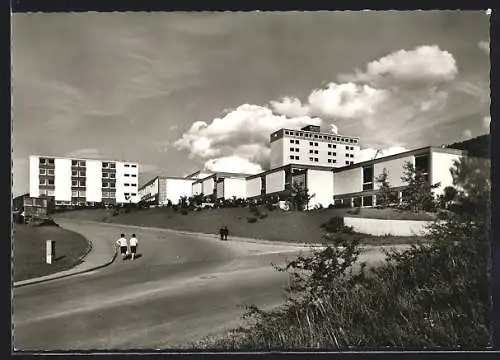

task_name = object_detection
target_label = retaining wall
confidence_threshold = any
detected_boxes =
[344,217,433,236]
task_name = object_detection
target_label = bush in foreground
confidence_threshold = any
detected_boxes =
[194,156,491,350]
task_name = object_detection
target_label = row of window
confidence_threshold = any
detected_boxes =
[72,160,87,167]
[40,169,54,175]
[39,158,55,165]
[284,130,359,144]
[40,178,54,185]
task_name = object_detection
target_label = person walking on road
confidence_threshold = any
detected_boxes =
[129,234,138,260]
[223,226,229,241]
[116,233,128,260]
[219,226,225,241]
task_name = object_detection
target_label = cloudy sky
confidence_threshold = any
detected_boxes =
[12,11,490,197]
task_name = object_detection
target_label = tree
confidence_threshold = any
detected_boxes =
[400,161,440,212]
[449,156,491,220]
[375,168,398,208]
[289,182,315,211]
[437,186,458,210]
[179,196,189,209]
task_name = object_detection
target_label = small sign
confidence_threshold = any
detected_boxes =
[46,240,55,264]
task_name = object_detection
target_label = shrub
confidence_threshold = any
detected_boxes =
[247,217,258,223]
[180,209,189,215]
[320,216,345,233]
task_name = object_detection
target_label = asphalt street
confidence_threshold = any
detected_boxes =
[13,221,391,350]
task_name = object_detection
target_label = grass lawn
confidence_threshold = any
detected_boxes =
[13,223,91,282]
[55,206,432,245]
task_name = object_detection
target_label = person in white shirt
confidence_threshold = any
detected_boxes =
[116,233,128,260]
[129,234,138,260]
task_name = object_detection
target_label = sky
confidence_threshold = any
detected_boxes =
[11,11,490,197]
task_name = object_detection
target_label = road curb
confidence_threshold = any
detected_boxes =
[13,247,117,288]
[13,223,118,288]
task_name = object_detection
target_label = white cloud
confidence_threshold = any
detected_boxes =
[65,148,104,159]
[174,104,322,168]
[478,40,490,55]
[356,146,409,163]
[338,45,458,85]
[269,97,309,117]
[483,116,491,129]
[463,129,472,139]
[271,83,389,120]
[204,156,263,174]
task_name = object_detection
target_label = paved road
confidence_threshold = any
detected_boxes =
[13,221,392,350]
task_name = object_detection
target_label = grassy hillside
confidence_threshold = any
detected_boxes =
[55,206,434,245]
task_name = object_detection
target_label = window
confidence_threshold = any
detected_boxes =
[363,196,373,207]
[346,145,349,149]
[314,150,318,154]
[346,161,350,165]
[102,181,108,188]
[79,180,86,187]
[47,169,54,175]
[102,162,109,168]
[110,173,115,179]
[102,173,109,178]
[124,192,130,196]
[295,140,299,144]
[285,131,289,135]
[332,159,337,163]
[39,169,46,175]
[415,154,430,181]
[125,173,130,176]
[72,160,78,166]
[328,151,331,156]
[309,141,313,146]
[333,144,336,149]
[132,193,137,196]
[79,171,85,177]
[125,183,130,187]
[131,174,137,177]
[328,159,332,163]
[131,183,137,187]
[363,165,374,190]
[79,191,86,197]
[102,192,109,198]
[79,161,85,167]
[295,156,299,160]
[72,190,78,197]
[125,164,130,167]
[328,144,332,148]
[290,155,295,160]
[39,178,46,185]
[48,179,54,185]
[290,139,294,144]
[110,163,116,169]
[350,154,355,158]
[333,152,337,156]
[48,159,54,165]
[110,182,115,188]
[309,157,314,161]
[314,142,318,146]
[48,190,55,196]
[314,135,318,138]
[40,158,47,165]
[72,180,78,186]
[290,148,295,152]
[309,150,313,154]
[72,170,77,176]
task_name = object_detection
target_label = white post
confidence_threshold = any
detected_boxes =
[46,240,53,264]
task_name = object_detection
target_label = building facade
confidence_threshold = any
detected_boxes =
[270,125,360,169]
[29,155,140,206]
[139,176,195,206]
[332,147,466,207]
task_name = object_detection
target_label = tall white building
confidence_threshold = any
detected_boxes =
[29,155,140,206]
[270,125,360,169]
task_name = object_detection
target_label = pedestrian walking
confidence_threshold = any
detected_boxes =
[129,233,138,260]
[223,226,229,241]
[116,233,128,260]
[219,226,225,240]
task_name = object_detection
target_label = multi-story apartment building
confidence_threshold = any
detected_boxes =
[29,155,140,206]
[138,176,194,206]
[270,125,360,169]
